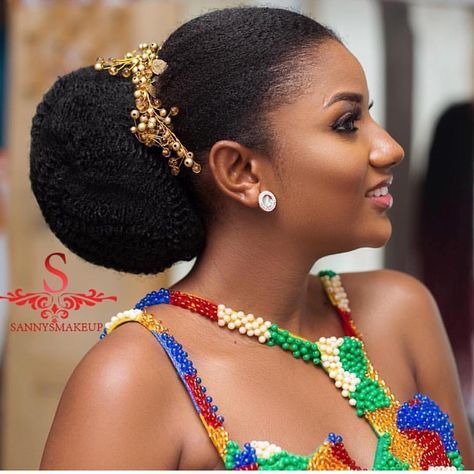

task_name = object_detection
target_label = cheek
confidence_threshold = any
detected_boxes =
[283,146,367,225]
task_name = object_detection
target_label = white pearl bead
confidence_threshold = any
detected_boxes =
[349,398,357,406]
[239,326,247,334]
[258,335,266,343]
[228,322,235,330]
[218,320,226,327]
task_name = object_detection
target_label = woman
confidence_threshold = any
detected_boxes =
[30,6,473,470]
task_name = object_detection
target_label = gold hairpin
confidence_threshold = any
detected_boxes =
[94,42,201,176]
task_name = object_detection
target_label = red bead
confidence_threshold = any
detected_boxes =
[330,441,365,470]
[402,429,451,469]
[170,291,218,321]
[184,374,223,428]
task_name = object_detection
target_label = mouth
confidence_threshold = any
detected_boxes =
[365,178,393,210]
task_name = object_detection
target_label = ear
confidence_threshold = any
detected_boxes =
[207,140,267,208]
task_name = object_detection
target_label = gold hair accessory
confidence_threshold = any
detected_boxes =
[94,42,201,176]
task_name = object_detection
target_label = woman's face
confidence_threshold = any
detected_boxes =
[266,40,405,257]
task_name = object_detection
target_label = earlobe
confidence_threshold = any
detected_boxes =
[208,140,262,208]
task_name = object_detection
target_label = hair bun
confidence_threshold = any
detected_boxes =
[29,66,205,275]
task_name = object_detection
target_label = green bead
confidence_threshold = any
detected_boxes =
[282,342,289,350]
[303,353,311,361]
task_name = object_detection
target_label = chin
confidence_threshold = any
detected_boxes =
[364,218,393,247]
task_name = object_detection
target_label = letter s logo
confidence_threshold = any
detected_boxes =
[43,253,68,293]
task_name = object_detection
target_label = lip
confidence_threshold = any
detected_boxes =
[367,193,393,210]
[365,176,393,196]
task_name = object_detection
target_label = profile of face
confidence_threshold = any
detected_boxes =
[208,40,405,261]
[267,40,405,257]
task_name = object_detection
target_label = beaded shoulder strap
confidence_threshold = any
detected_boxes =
[318,270,364,340]
[99,307,231,463]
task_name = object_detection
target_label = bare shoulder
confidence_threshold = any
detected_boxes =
[337,268,474,468]
[40,320,184,469]
[335,268,437,334]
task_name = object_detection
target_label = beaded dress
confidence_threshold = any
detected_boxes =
[99,270,464,470]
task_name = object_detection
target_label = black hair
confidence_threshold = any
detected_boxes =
[29,6,341,275]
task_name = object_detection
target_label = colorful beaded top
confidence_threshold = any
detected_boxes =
[99,270,464,470]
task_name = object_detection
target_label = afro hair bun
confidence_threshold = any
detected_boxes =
[29,66,206,275]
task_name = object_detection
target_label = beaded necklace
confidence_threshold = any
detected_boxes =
[99,270,464,470]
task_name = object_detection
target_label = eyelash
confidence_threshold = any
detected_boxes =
[332,108,362,134]
[331,101,374,134]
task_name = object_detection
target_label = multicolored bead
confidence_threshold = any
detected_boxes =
[97,270,464,471]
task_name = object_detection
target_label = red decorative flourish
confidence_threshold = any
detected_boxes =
[0,288,117,320]
[0,289,53,310]
[58,289,117,311]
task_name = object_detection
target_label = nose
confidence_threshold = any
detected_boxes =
[368,127,405,169]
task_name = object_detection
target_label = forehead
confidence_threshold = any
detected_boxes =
[298,40,369,107]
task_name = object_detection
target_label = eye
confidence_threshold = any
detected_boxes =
[331,108,362,134]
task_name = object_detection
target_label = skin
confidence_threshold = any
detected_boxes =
[40,40,474,470]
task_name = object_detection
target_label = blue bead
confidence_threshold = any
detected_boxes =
[205,395,213,403]
[201,386,207,392]
[211,405,218,412]
[196,377,202,384]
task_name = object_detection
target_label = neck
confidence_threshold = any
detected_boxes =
[168,220,328,335]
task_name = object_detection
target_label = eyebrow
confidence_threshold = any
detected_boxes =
[324,91,374,109]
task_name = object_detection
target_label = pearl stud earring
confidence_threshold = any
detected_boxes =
[258,190,277,212]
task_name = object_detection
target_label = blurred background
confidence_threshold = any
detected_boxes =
[0,0,472,469]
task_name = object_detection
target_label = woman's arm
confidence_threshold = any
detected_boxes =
[40,321,183,469]
[384,269,474,469]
